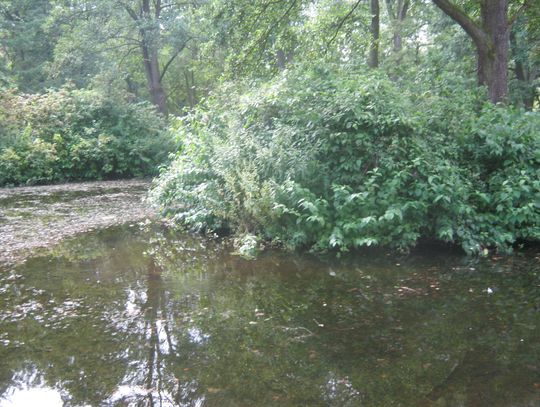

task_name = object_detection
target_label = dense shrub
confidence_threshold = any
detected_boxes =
[150,64,540,254]
[0,87,174,186]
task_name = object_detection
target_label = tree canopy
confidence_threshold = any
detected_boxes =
[1,0,538,112]
[1,0,539,252]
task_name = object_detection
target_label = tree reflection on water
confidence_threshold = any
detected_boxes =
[0,225,539,406]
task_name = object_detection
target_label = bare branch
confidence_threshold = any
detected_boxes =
[243,0,298,60]
[326,0,363,49]
[118,1,139,21]
[159,37,193,81]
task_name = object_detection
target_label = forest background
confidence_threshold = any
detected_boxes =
[1,0,539,254]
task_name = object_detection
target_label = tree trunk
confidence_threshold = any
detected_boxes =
[124,0,168,115]
[141,42,168,115]
[276,48,295,70]
[125,75,139,98]
[368,0,380,68]
[432,0,509,104]
[385,0,409,60]
[510,23,536,110]
[184,69,196,108]
[276,49,286,70]
[479,0,509,104]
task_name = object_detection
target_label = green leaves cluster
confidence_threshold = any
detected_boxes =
[151,64,540,254]
[0,87,174,186]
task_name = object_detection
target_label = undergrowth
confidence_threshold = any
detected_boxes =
[151,64,540,254]
[0,87,174,186]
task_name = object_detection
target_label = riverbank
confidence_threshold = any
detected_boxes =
[0,179,154,266]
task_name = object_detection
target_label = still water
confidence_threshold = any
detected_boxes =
[0,193,539,406]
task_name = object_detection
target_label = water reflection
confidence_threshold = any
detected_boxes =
[0,225,539,406]
[1,386,64,407]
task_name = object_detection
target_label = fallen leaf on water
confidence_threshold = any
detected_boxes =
[207,388,222,394]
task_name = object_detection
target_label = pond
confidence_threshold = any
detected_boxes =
[0,181,539,406]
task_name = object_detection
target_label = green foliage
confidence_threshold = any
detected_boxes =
[0,0,55,92]
[151,64,540,254]
[0,87,173,186]
[462,107,540,247]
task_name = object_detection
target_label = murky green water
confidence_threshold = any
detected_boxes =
[1,222,539,407]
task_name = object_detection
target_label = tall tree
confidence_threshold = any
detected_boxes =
[509,10,539,110]
[119,0,194,115]
[431,0,517,104]
[368,0,380,68]
[385,0,409,60]
[49,0,194,115]
[0,0,55,91]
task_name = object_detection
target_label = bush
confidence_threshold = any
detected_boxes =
[0,87,174,186]
[150,64,540,254]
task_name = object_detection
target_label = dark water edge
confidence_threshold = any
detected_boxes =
[0,222,539,407]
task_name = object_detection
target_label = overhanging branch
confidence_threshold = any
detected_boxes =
[159,37,193,82]
[432,0,488,48]
[326,0,363,49]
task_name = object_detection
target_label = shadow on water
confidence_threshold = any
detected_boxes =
[0,223,539,406]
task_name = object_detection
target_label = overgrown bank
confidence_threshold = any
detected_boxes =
[151,65,540,254]
[0,87,174,186]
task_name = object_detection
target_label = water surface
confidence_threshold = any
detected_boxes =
[0,186,539,406]
[0,180,152,265]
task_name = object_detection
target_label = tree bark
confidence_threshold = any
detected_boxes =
[122,0,168,115]
[432,0,509,104]
[141,0,167,115]
[276,49,294,70]
[368,0,380,69]
[385,0,409,59]
[480,0,509,104]
[141,41,168,115]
